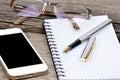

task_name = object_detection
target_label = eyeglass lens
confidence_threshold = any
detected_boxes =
[13,0,44,17]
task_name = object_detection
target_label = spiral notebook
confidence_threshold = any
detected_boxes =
[43,15,120,80]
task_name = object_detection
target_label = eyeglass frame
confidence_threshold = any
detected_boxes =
[10,0,92,25]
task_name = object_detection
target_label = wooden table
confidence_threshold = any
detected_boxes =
[0,0,120,80]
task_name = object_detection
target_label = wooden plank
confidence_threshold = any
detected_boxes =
[0,1,120,80]
[0,0,55,34]
[0,0,120,38]
[43,0,120,23]
[25,32,57,80]
[0,0,120,23]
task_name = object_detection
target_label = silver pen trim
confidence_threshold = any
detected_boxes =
[81,35,96,62]
[79,19,112,41]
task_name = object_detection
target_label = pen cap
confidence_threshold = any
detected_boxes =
[80,35,96,62]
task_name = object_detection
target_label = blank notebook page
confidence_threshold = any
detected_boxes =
[44,15,120,79]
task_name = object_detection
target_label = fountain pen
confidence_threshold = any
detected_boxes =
[63,19,112,53]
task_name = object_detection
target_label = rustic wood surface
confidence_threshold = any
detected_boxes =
[0,0,120,80]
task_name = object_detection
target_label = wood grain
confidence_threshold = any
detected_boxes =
[43,0,120,23]
[0,0,120,80]
[24,33,57,80]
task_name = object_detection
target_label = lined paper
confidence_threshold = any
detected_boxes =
[44,15,120,79]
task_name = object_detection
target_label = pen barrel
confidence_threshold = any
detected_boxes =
[79,19,112,41]
[68,39,81,50]
[64,19,111,53]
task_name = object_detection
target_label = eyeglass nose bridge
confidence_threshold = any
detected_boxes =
[45,2,59,6]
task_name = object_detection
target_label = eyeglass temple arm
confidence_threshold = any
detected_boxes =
[84,7,92,19]
[87,8,92,15]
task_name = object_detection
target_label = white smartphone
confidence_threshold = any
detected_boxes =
[0,28,48,79]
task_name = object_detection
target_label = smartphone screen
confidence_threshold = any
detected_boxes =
[0,33,42,69]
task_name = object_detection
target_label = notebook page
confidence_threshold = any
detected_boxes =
[45,15,120,79]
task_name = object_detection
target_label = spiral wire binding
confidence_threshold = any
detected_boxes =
[44,21,66,79]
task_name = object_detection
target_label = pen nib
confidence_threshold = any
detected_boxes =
[63,47,70,53]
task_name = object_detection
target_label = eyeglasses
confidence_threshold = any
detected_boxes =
[10,0,92,30]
